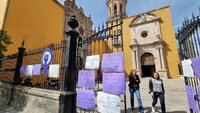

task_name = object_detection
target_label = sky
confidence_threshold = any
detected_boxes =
[58,0,200,32]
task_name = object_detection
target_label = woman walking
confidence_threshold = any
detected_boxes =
[149,72,166,113]
[128,69,144,113]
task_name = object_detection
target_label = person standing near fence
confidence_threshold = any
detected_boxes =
[128,69,144,113]
[149,72,166,113]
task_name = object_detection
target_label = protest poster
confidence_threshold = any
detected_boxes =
[26,65,33,76]
[33,64,41,75]
[20,66,27,75]
[185,85,199,112]
[181,59,195,77]
[78,70,95,88]
[103,73,126,95]
[77,89,95,110]
[49,64,60,78]
[102,52,124,73]
[85,55,100,69]
[97,92,121,113]
[192,57,200,78]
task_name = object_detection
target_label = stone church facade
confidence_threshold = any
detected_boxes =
[107,0,179,78]
[64,0,93,39]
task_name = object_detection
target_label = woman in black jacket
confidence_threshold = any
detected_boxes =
[128,69,144,113]
[149,72,166,113]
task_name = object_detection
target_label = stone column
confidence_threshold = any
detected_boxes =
[117,3,120,16]
[135,48,139,70]
[110,4,113,18]
[160,47,166,69]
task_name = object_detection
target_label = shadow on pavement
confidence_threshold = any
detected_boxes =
[121,106,187,113]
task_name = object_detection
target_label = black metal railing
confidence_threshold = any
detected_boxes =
[76,14,127,113]
[0,41,68,91]
[177,8,200,113]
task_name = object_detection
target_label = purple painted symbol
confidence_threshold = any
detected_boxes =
[44,54,49,65]
[41,49,53,76]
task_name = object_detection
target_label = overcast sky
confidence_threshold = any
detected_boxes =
[58,0,200,32]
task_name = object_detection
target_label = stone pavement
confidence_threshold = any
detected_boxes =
[0,77,189,113]
[121,77,189,113]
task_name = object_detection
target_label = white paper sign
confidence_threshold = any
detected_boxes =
[85,55,100,69]
[182,59,195,77]
[49,64,60,78]
[26,65,33,76]
[97,92,121,113]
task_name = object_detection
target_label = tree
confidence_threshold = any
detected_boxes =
[0,30,12,59]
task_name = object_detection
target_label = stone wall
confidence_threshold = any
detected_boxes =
[0,82,61,113]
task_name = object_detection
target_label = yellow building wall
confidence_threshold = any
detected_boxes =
[122,6,179,79]
[0,0,9,29]
[4,0,64,55]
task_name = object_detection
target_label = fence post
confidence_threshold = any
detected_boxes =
[59,15,79,113]
[12,40,25,85]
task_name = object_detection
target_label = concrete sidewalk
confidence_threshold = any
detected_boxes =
[0,77,189,113]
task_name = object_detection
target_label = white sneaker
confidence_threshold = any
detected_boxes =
[152,106,155,112]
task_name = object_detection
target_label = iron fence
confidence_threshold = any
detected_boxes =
[76,14,127,113]
[0,41,69,91]
[177,8,200,113]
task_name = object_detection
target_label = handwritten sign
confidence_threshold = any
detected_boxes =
[102,52,124,73]
[49,64,60,78]
[85,55,100,69]
[20,66,27,75]
[97,92,121,113]
[77,89,95,110]
[181,59,194,77]
[33,64,41,75]
[185,85,199,112]
[78,70,95,88]
[192,57,200,78]
[103,73,126,95]
[26,65,33,76]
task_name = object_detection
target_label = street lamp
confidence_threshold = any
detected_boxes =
[59,15,79,113]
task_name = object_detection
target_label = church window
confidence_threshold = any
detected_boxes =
[114,5,117,16]
[141,31,148,38]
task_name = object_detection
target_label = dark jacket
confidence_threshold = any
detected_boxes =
[149,78,165,93]
[128,75,140,89]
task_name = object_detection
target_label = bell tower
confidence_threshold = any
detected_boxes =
[107,0,127,20]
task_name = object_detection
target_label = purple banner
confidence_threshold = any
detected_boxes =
[78,70,95,88]
[33,64,41,75]
[77,89,95,110]
[185,85,199,112]
[20,66,27,75]
[103,73,126,95]
[102,52,124,73]
[192,57,200,78]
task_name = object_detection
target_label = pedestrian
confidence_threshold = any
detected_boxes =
[149,72,166,113]
[128,69,144,113]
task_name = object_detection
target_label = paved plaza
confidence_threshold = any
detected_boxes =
[0,77,189,113]
[121,77,189,113]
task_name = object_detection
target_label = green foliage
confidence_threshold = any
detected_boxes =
[0,30,12,59]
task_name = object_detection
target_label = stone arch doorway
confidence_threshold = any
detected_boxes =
[141,53,156,77]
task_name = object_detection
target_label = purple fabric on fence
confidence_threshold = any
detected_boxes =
[185,85,199,112]
[33,64,41,75]
[20,66,27,75]
[77,89,95,110]
[101,52,124,73]
[78,70,95,88]
[192,57,200,78]
[103,73,126,95]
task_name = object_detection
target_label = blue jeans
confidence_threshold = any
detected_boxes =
[129,87,144,112]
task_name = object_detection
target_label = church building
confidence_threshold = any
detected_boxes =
[2,0,93,55]
[107,0,179,78]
